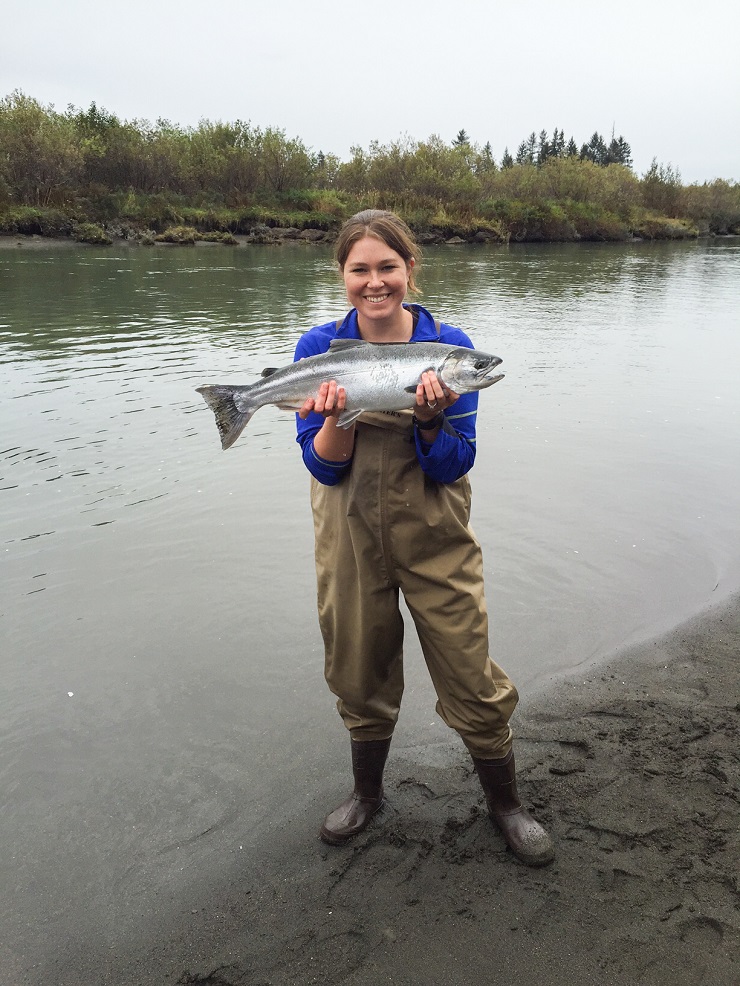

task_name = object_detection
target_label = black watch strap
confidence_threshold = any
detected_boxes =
[413,411,444,431]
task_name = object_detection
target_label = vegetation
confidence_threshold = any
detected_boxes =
[1,90,738,245]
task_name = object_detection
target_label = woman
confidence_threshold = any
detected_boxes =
[295,210,554,866]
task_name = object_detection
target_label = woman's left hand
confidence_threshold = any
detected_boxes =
[414,371,459,423]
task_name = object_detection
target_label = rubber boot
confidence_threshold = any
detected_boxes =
[320,737,391,845]
[472,748,555,866]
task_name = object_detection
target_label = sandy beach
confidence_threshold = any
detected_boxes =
[11,592,733,986]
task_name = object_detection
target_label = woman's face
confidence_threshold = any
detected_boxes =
[342,235,414,324]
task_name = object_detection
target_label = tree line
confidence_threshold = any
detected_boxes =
[1,90,738,243]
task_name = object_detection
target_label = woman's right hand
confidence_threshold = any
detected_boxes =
[298,380,347,421]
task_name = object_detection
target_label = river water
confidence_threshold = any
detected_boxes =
[1,238,739,976]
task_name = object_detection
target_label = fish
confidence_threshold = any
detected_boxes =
[196,338,504,450]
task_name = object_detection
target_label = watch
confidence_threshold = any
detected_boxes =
[413,411,444,431]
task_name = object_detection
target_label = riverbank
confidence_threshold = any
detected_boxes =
[3,195,733,247]
[172,596,740,986]
[5,227,738,252]
[15,593,736,986]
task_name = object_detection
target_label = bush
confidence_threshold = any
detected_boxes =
[631,214,698,239]
[198,231,238,244]
[155,225,198,244]
[565,202,629,241]
[0,206,77,237]
[71,222,113,244]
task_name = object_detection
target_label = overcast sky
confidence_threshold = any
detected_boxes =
[2,0,738,183]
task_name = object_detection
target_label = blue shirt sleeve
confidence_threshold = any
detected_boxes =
[294,329,353,486]
[294,313,481,486]
[413,389,478,483]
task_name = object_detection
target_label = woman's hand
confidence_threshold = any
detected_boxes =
[298,380,347,421]
[414,371,459,423]
[300,380,355,462]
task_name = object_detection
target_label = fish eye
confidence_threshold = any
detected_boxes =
[474,359,490,370]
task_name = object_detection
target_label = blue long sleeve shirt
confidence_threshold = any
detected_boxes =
[294,304,479,486]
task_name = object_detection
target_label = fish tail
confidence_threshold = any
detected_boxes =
[196,385,257,450]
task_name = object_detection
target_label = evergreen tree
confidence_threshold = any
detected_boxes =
[581,131,608,165]
[501,146,514,169]
[566,137,578,157]
[550,128,566,158]
[452,128,470,147]
[606,135,632,167]
[516,132,537,165]
[537,129,550,166]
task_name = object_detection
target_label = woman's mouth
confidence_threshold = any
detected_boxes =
[365,294,390,304]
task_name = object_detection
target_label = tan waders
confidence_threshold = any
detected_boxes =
[312,411,554,862]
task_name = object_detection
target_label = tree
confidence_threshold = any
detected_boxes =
[452,128,470,147]
[500,147,514,169]
[537,129,551,167]
[606,134,632,168]
[580,132,608,166]
[642,158,683,216]
[516,132,537,165]
[336,145,369,195]
[259,127,313,193]
[550,128,566,159]
[0,90,82,205]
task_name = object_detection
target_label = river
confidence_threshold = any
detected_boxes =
[1,238,739,978]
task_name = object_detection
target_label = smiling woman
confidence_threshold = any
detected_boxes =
[292,209,556,866]
[342,237,415,338]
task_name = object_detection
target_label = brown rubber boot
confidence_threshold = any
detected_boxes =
[320,737,392,845]
[472,748,555,866]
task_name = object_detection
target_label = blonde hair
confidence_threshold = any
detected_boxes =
[334,210,422,294]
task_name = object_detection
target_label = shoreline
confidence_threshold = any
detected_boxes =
[3,230,739,252]
[18,592,737,986]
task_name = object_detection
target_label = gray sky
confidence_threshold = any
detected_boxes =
[2,0,738,183]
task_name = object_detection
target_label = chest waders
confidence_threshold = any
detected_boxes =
[311,408,518,756]
[311,339,555,864]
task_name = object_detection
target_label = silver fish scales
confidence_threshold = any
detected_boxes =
[196,338,504,450]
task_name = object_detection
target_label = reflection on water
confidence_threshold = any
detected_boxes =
[2,239,740,975]
[2,240,740,693]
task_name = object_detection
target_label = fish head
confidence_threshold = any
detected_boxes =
[439,347,505,393]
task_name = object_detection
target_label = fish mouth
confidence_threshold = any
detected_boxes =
[477,357,503,382]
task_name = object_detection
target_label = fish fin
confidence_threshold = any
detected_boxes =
[328,338,367,351]
[274,400,304,411]
[261,367,279,377]
[336,408,365,428]
[196,385,257,450]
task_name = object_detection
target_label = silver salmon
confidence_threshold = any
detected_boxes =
[196,339,504,449]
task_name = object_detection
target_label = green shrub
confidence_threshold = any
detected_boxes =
[631,213,698,239]
[0,206,77,237]
[71,222,112,244]
[565,201,629,240]
[155,225,198,244]
[198,230,238,244]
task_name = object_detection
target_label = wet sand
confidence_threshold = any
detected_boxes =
[12,593,735,986]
